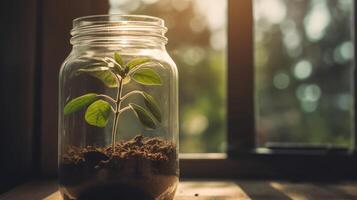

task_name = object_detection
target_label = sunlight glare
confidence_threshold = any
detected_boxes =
[293,60,312,80]
[304,0,331,42]
[254,0,287,24]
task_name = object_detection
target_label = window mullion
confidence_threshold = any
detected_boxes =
[352,1,357,152]
[227,0,255,156]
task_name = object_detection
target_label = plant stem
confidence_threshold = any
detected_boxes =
[111,76,124,153]
[120,90,143,101]
[118,106,131,115]
[127,61,164,76]
[97,94,116,104]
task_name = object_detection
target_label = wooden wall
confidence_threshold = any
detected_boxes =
[0,0,108,192]
[39,0,109,176]
[0,0,39,193]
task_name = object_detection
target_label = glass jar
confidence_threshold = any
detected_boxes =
[58,15,179,200]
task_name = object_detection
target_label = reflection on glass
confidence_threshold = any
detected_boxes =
[109,0,227,152]
[254,0,354,148]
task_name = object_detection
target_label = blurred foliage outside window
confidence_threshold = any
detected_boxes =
[110,0,354,152]
[254,0,354,148]
[109,0,227,153]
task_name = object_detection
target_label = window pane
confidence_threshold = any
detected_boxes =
[109,0,227,152]
[254,0,354,148]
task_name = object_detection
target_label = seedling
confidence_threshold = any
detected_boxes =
[63,52,162,152]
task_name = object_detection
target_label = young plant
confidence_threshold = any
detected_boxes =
[63,52,162,153]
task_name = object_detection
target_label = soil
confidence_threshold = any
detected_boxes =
[59,135,178,200]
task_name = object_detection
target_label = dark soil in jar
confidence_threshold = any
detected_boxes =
[59,135,179,200]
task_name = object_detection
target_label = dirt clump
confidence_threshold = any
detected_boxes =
[59,135,178,200]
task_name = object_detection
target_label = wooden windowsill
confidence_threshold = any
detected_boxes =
[1,179,357,200]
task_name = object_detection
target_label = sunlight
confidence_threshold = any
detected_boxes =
[296,84,321,113]
[273,72,290,90]
[270,182,309,200]
[183,113,208,135]
[293,60,312,80]
[42,191,61,200]
[193,0,227,50]
[340,41,354,61]
[304,0,331,42]
[254,0,286,24]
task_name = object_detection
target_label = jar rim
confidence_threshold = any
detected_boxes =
[71,14,168,46]
[73,14,165,29]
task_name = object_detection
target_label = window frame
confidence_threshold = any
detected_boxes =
[180,0,357,180]
[37,0,357,179]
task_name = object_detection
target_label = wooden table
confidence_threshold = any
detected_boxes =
[1,180,357,200]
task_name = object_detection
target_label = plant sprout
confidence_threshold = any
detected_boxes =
[63,52,162,153]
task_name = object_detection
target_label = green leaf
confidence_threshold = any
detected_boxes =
[132,68,162,85]
[85,100,112,127]
[78,67,118,88]
[123,76,131,85]
[114,52,125,67]
[129,103,157,129]
[143,92,161,122]
[127,57,151,70]
[64,93,98,115]
[113,53,126,76]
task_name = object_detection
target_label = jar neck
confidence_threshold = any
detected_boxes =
[70,15,168,48]
[72,43,167,54]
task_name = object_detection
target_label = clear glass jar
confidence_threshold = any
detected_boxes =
[58,15,179,200]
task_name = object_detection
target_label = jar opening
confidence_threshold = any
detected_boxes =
[71,14,168,46]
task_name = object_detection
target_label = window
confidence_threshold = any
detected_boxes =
[107,0,356,157]
[109,0,228,153]
[254,0,355,149]
[35,0,357,178]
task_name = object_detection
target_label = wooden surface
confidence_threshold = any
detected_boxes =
[1,180,357,200]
